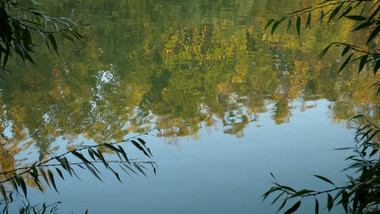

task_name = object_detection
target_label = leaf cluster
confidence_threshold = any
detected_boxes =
[0,0,82,81]
[0,133,156,213]
[262,118,380,213]
[265,0,380,89]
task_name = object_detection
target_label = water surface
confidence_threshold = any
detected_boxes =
[0,0,379,213]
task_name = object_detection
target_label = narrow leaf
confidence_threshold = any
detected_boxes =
[47,169,59,193]
[339,53,354,73]
[315,198,319,214]
[287,19,291,32]
[367,25,380,44]
[265,19,275,30]
[358,55,368,73]
[284,201,301,214]
[314,175,335,186]
[296,16,301,38]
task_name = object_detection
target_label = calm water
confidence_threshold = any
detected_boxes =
[1,0,379,213]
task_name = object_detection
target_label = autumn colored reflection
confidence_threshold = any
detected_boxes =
[0,0,379,173]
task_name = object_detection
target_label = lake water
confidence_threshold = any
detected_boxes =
[1,0,379,213]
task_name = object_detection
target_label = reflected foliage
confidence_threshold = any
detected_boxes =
[0,0,378,197]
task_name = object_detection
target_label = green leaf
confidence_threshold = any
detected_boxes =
[71,151,91,164]
[327,193,334,211]
[271,21,280,35]
[287,19,292,32]
[289,189,314,198]
[16,175,27,197]
[133,163,146,176]
[329,4,343,22]
[318,44,333,59]
[345,15,367,21]
[374,59,380,74]
[339,53,354,73]
[9,176,18,193]
[55,168,64,180]
[338,6,352,19]
[131,140,150,158]
[367,25,380,44]
[305,13,311,29]
[48,34,59,56]
[117,145,130,164]
[358,55,368,73]
[0,183,7,202]
[103,143,121,153]
[341,190,349,212]
[137,138,153,157]
[265,19,275,30]
[271,192,285,205]
[319,10,324,25]
[96,149,109,169]
[296,16,301,38]
[341,46,350,57]
[353,21,374,32]
[284,201,301,214]
[47,169,59,193]
[38,167,50,187]
[277,199,287,212]
[315,198,319,214]
[314,175,335,186]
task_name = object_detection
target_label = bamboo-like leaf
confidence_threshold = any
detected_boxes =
[103,143,121,153]
[84,162,103,182]
[339,53,354,73]
[271,21,280,35]
[319,10,324,24]
[9,176,18,193]
[265,19,275,30]
[353,21,374,31]
[271,192,285,205]
[367,25,380,44]
[133,163,146,176]
[277,199,287,212]
[358,55,368,73]
[96,149,109,168]
[117,145,130,164]
[131,140,150,158]
[0,183,7,202]
[284,201,301,214]
[55,168,64,180]
[38,167,50,187]
[345,15,367,21]
[137,138,153,157]
[314,175,335,186]
[338,6,352,19]
[315,198,319,214]
[88,148,96,160]
[329,4,343,22]
[71,151,91,164]
[48,34,59,56]
[57,157,72,176]
[47,169,59,193]
[341,190,349,212]
[327,193,334,211]
[296,16,301,38]
[305,13,311,29]
[287,19,291,32]
[341,45,350,57]
[16,175,27,197]
[289,189,314,198]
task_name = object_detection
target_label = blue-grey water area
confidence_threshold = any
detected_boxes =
[1,0,379,213]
